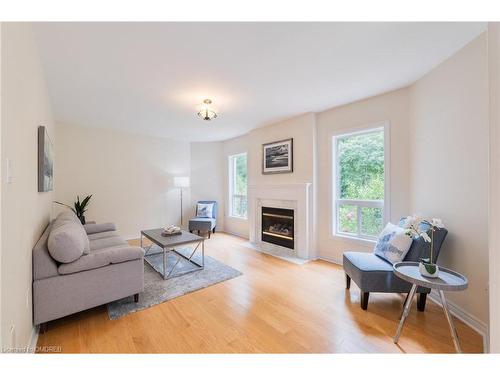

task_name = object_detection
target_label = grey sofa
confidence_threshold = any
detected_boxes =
[33,211,144,330]
[188,201,217,238]
[343,219,448,311]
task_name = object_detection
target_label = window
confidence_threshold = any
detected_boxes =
[229,153,248,218]
[333,126,387,240]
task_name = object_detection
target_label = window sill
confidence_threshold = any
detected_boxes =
[227,215,248,221]
[331,233,377,246]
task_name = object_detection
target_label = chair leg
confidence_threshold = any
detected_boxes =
[134,293,139,303]
[208,231,211,239]
[417,293,427,312]
[360,292,369,310]
[213,226,216,234]
[345,274,351,289]
[39,323,48,334]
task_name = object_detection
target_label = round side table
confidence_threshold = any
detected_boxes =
[393,262,468,353]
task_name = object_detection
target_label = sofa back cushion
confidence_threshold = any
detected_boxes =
[48,221,90,263]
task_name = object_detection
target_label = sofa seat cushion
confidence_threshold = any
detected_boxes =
[88,230,121,241]
[89,236,127,251]
[343,251,421,293]
[58,245,145,275]
[48,221,90,263]
[189,217,216,230]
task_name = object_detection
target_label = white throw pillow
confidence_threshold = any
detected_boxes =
[373,222,413,264]
[197,203,214,218]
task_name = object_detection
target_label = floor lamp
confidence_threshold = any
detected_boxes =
[174,176,190,227]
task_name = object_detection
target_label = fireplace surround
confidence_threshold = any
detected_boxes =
[248,183,314,260]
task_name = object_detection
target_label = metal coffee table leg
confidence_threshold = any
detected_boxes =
[394,284,417,344]
[163,246,167,280]
[439,290,462,353]
[164,240,204,279]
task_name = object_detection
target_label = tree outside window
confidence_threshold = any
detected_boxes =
[334,128,385,239]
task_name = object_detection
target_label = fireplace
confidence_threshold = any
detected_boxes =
[261,206,294,249]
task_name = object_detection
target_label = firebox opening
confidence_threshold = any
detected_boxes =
[261,206,294,249]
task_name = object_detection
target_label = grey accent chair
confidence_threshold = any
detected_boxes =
[188,201,218,238]
[342,219,448,311]
[33,211,144,331]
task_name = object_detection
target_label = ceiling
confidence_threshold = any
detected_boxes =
[34,22,486,142]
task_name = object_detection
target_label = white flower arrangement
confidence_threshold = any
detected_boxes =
[403,215,444,275]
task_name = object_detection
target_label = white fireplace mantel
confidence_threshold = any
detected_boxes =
[248,183,314,260]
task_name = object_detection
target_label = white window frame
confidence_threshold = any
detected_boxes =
[228,152,248,219]
[331,122,390,242]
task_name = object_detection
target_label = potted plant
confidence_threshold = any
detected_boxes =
[55,195,92,225]
[404,215,444,278]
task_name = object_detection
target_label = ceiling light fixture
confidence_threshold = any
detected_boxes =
[197,99,218,121]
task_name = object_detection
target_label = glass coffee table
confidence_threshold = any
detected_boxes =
[140,229,204,280]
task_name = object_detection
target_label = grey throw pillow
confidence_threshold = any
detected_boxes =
[52,210,79,230]
[48,221,90,263]
[52,210,90,254]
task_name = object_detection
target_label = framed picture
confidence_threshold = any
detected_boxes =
[38,126,54,192]
[262,138,293,174]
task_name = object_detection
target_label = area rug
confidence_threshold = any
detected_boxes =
[107,245,242,320]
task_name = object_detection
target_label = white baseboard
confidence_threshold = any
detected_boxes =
[428,290,489,353]
[220,230,249,240]
[318,254,342,266]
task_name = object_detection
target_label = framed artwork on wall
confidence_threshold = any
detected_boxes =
[262,138,293,174]
[38,126,54,192]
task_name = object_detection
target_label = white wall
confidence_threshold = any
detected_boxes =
[221,113,316,238]
[55,123,190,239]
[222,93,409,262]
[248,113,316,185]
[217,34,490,334]
[410,34,489,326]
[1,23,55,349]
[316,88,410,262]
[190,141,225,230]
[488,22,500,354]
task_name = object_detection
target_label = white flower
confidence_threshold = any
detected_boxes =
[404,215,419,229]
[421,232,431,243]
[430,218,444,228]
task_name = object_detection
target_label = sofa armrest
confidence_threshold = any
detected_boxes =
[84,222,117,235]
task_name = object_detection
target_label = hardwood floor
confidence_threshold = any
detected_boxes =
[36,232,483,353]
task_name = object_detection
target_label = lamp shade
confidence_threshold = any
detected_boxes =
[174,176,190,188]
